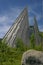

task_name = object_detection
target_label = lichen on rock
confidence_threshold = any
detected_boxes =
[21,50,43,65]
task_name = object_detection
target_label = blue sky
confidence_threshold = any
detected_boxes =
[0,0,43,38]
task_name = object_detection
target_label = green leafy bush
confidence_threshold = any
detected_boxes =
[0,38,43,65]
[0,38,29,65]
[30,33,43,51]
[30,33,35,49]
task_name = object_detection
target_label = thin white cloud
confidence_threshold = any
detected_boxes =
[39,25,43,32]
[0,16,7,22]
[0,7,22,38]
[28,7,38,16]
[28,7,41,21]
[0,25,10,38]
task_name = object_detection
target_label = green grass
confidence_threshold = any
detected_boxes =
[0,38,43,65]
[0,39,29,65]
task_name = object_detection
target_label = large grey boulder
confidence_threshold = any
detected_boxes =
[21,50,43,65]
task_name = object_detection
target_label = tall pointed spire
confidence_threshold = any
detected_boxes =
[2,8,30,47]
[34,16,40,45]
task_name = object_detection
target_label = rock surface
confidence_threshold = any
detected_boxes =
[21,50,43,65]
